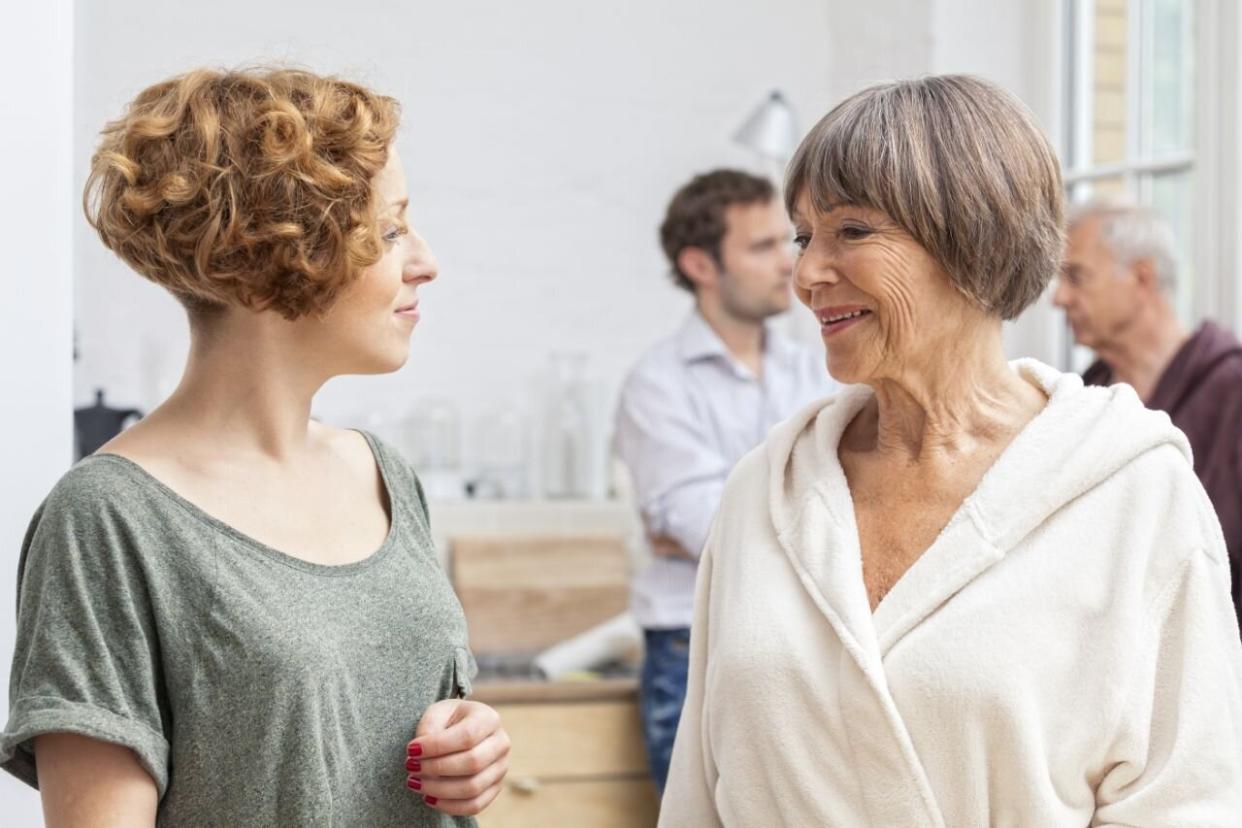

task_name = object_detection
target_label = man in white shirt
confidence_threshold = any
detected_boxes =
[614,169,837,792]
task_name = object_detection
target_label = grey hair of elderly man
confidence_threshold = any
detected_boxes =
[1068,200,1180,293]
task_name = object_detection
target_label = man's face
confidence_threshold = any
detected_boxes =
[714,199,795,322]
[1052,216,1143,350]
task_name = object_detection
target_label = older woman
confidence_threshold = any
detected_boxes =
[660,75,1242,825]
[1,68,508,825]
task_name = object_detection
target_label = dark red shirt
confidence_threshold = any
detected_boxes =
[1085,321,1242,633]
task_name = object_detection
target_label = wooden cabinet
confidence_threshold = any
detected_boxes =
[475,682,658,828]
[445,520,656,826]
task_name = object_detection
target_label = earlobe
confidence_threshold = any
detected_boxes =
[678,247,719,290]
[1132,259,1159,293]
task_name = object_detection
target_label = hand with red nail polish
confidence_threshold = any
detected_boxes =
[403,700,510,816]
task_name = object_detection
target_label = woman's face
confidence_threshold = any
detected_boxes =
[314,148,438,375]
[791,191,973,385]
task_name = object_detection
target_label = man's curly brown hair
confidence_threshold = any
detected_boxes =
[83,67,401,320]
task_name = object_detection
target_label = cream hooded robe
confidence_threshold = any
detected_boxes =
[660,359,1242,827]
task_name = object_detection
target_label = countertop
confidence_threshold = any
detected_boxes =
[471,676,639,705]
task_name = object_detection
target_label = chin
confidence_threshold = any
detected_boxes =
[825,354,860,385]
[1069,330,1096,350]
[354,345,411,375]
[826,347,882,385]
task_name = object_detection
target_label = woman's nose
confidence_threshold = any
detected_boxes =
[793,246,837,292]
[405,234,438,283]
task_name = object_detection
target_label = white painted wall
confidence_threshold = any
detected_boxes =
[931,0,1068,365]
[73,0,838,477]
[0,1,74,821]
[72,0,1067,486]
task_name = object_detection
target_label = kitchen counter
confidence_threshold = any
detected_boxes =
[471,676,638,705]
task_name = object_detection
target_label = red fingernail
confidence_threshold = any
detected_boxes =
[405,758,421,772]
[407,777,422,791]
[424,796,438,806]
[407,743,422,757]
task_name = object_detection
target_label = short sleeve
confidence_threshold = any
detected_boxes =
[1,476,171,795]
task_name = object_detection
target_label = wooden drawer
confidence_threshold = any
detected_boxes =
[479,779,657,828]
[479,697,657,827]
[497,700,648,778]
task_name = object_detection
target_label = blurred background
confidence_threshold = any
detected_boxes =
[2,0,1234,823]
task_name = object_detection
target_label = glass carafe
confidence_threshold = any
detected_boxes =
[542,352,592,499]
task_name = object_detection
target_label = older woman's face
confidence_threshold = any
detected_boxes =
[791,191,971,385]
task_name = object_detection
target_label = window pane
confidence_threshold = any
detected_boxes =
[1092,0,1129,167]
[1149,171,1195,326]
[1146,0,1193,156]
[1081,175,1130,199]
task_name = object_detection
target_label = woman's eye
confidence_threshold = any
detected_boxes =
[383,226,407,244]
[792,233,811,251]
[839,225,872,240]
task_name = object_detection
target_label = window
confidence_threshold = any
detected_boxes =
[1061,0,1196,369]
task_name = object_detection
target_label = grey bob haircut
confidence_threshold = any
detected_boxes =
[785,75,1065,320]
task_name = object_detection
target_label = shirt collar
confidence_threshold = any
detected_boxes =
[675,310,731,363]
[675,309,798,368]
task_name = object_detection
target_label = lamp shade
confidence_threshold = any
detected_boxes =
[732,90,799,161]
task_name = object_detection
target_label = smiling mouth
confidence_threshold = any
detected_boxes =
[816,307,872,336]
[820,309,869,323]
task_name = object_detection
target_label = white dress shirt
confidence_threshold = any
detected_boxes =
[614,310,837,629]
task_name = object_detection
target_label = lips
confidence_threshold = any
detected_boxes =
[815,305,871,323]
[395,299,420,321]
[814,305,872,337]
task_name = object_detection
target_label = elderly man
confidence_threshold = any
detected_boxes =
[1054,200,1242,630]
[614,169,837,793]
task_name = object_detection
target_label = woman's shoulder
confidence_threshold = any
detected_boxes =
[19,454,197,593]
[37,453,161,525]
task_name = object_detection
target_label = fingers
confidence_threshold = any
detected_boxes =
[410,701,500,759]
[652,538,692,559]
[415,780,504,817]
[409,736,510,800]
[413,699,466,742]
[649,534,688,558]
[411,728,511,780]
[406,719,512,817]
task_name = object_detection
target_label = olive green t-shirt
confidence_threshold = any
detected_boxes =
[1,432,478,827]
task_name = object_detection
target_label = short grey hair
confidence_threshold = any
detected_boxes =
[785,75,1064,320]
[1068,199,1179,293]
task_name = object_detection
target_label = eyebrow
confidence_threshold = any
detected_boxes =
[388,198,409,212]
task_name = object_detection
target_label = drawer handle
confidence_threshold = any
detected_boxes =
[511,776,541,795]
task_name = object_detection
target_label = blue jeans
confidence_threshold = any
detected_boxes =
[640,627,691,794]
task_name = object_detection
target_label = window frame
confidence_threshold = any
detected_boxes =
[1059,0,1240,367]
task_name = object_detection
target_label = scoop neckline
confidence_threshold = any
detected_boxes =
[88,429,402,577]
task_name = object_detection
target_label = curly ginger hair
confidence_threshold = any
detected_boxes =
[84,66,401,320]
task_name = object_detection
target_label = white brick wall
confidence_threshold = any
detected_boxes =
[72,0,1062,480]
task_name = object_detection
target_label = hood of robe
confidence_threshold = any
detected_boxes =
[763,358,1194,658]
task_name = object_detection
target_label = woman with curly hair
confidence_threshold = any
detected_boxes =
[0,67,509,826]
